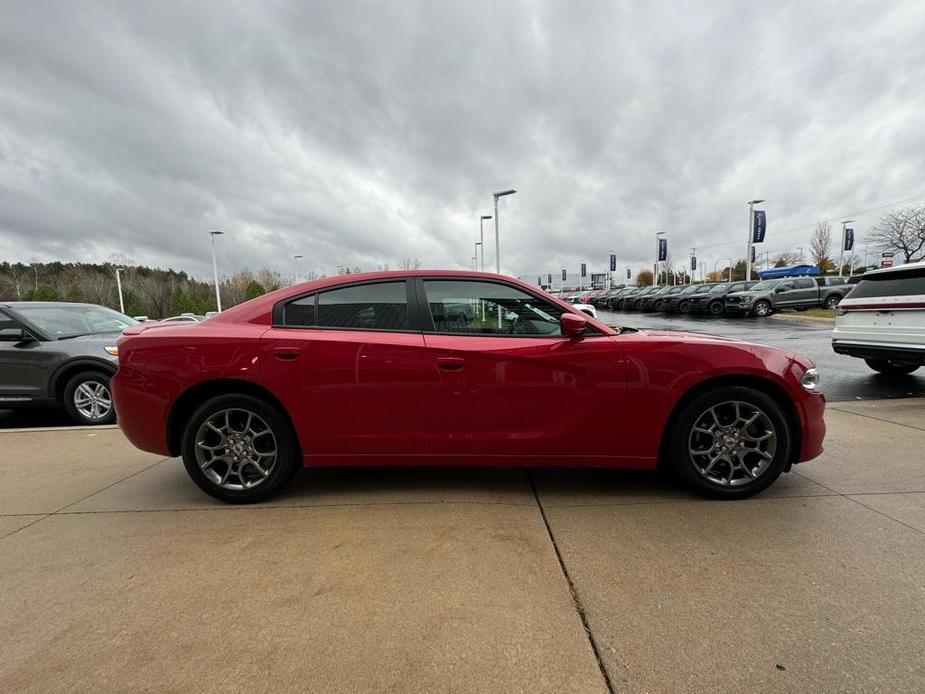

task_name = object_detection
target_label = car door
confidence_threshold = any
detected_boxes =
[417,278,627,463]
[0,310,59,402]
[791,278,818,306]
[258,279,429,460]
[773,281,797,307]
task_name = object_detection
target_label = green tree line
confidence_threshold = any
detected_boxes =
[0,261,285,319]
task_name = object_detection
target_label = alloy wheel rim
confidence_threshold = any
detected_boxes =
[755,303,769,316]
[688,400,777,487]
[194,408,278,490]
[74,380,112,421]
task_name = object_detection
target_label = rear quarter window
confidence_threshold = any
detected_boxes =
[848,268,925,299]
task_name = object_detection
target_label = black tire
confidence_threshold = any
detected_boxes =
[678,301,691,314]
[752,300,772,317]
[823,295,841,309]
[63,370,116,425]
[668,386,790,499]
[865,359,920,376]
[708,301,724,316]
[181,393,298,504]
[654,301,665,312]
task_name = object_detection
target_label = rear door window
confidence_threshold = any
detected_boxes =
[283,281,411,331]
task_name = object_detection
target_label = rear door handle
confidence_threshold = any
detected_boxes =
[273,347,302,361]
[436,356,465,371]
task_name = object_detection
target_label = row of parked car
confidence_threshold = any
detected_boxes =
[558,276,856,317]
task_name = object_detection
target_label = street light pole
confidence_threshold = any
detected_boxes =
[746,199,765,282]
[492,190,516,275]
[115,268,125,314]
[293,254,304,285]
[208,230,224,312]
[474,242,482,271]
[479,215,492,272]
[655,231,665,287]
[839,220,854,277]
[727,258,733,282]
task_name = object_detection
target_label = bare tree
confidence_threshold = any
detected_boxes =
[869,207,925,262]
[810,221,834,272]
[399,258,422,270]
[772,251,801,267]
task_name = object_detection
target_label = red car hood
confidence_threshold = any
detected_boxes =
[628,328,811,368]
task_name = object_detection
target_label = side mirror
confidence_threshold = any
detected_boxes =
[561,312,588,337]
[15,330,39,346]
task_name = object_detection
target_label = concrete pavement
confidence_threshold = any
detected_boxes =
[1,400,924,693]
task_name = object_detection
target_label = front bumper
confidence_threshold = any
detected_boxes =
[723,302,754,313]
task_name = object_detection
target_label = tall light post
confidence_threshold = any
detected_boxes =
[745,199,765,282]
[654,231,665,287]
[796,246,804,263]
[208,230,224,312]
[839,220,854,277]
[293,254,304,285]
[474,242,482,271]
[115,267,125,314]
[492,190,516,274]
[479,215,492,272]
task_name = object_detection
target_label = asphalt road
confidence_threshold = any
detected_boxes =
[2,312,921,429]
[599,308,925,402]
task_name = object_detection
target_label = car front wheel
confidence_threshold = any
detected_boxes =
[669,387,790,499]
[708,301,724,316]
[64,371,116,425]
[752,300,772,317]
[181,394,298,503]
[865,359,920,375]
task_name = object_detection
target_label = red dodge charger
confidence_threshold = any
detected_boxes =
[112,270,825,503]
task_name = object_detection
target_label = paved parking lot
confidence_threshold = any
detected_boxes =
[599,309,925,402]
[2,399,924,693]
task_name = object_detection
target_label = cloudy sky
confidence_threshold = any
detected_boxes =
[1,0,924,283]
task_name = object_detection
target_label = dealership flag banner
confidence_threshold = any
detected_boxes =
[844,228,854,251]
[581,262,587,278]
[538,276,542,285]
[658,238,668,261]
[626,268,631,279]
[753,210,767,243]
[751,246,756,263]
[562,268,567,281]
[610,254,616,271]
[691,256,697,271]
[547,273,552,286]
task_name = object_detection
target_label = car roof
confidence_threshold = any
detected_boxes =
[0,301,102,309]
[862,260,925,277]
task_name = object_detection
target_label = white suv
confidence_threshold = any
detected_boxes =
[831,262,925,375]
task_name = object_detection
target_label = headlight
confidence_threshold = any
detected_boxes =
[104,345,118,356]
[740,295,753,302]
[800,367,820,392]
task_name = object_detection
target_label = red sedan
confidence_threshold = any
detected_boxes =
[112,271,825,503]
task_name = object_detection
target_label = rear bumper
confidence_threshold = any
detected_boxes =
[111,365,175,456]
[832,340,925,364]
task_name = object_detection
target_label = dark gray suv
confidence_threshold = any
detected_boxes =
[0,302,137,425]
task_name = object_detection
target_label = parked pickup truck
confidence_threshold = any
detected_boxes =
[724,277,852,316]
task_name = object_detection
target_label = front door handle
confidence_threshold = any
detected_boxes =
[273,347,302,361]
[436,356,465,371]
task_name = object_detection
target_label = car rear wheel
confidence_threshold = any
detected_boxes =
[865,359,920,375]
[752,300,772,317]
[668,387,790,499]
[708,301,724,316]
[823,295,841,309]
[63,371,116,425]
[181,394,297,503]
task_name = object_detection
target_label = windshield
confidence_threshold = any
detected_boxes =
[748,280,779,291]
[709,284,729,293]
[680,285,700,294]
[16,305,138,338]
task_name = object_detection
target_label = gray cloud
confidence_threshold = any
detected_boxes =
[1,0,924,283]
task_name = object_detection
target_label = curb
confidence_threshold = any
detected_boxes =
[0,424,119,434]
[771,313,835,325]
